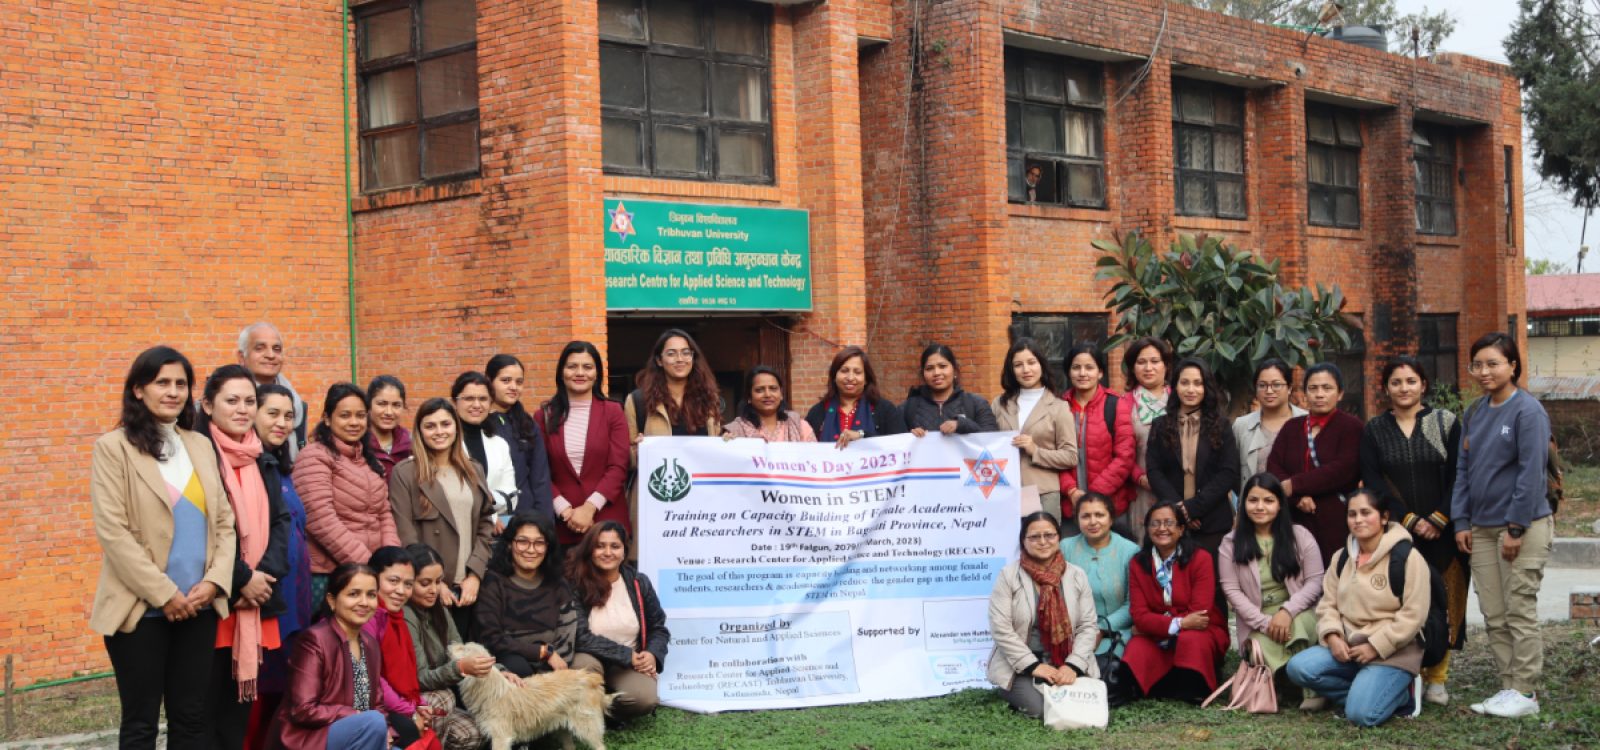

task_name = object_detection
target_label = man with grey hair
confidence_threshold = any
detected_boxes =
[238,322,307,460]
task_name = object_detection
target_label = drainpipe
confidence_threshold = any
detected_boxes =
[341,0,358,380]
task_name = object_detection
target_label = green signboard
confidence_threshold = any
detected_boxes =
[604,198,811,311]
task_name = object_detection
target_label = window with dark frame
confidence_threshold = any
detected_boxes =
[1413,124,1457,235]
[1004,50,1107,208]
[1173,81,1246,219]
[1008,313,1109,390]
[1416,314,1459,393]
[1307,106,1362,228]
[1326,314,1365,419]
[599,0,773,183]
[356,0,480,193]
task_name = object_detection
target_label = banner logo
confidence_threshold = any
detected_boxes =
[962,449,1010,499]
[648,458,692,502]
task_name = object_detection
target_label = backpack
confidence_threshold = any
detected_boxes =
[1461,397,1564,513]
[1335,539,1450,668]
[1102,393,1119,438]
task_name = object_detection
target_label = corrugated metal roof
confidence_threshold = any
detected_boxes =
[1528,375,1600,401]
[1527,273,1600,315]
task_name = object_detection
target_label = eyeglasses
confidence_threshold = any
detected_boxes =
[662,349,695,362]
[1467,360,1506,374]
[1256,381,1288,393]
[512,538,548,551]
[1147,519,1179,530]
[1024,533,1060,543]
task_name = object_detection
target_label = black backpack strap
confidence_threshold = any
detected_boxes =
[1334,547,1349,579]
[1387,539,1411,604]
[630,390,648,435]
[1103,393,1118,438]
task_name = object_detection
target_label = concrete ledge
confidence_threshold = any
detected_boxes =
[1552,537,1600,569]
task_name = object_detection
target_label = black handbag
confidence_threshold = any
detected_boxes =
[1095,632,1137,708]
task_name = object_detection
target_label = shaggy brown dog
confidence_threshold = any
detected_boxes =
[451,642,614,750]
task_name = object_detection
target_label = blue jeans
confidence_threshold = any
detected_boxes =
[1286,646,1413,727]
[326,710,388,750]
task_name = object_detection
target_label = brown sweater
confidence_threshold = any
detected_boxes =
[1315,523,1429,674]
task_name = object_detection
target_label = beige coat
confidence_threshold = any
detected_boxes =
[388,457,496,585]
[987,560,1101,689]
[1315,523,1430,674]
[90,428,236,635]
[990,391,1078,495]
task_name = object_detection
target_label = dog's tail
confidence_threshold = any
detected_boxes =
[602,691,622,716]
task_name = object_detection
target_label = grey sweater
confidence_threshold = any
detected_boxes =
[1450,390,1552,531]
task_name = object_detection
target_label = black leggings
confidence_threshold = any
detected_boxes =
[1144,667,1212,705]
[208,645,251,750]
[105,612,218,750]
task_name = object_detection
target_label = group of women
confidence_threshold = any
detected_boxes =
[987,331,1555,728]
[90,325,1554,747]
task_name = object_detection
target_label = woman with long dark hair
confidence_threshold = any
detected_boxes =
[724,365,816,442]
[476,515,580,677]
[193,365,292,749]
[569,521,670,721]
[902,343,998,436]
[92,346,235,750]
[293,383,399,607]
[1361,356,1466,707]
[1058,341,1136,533]
[265,563,391,750]
[451,371,521,528]
[404,544,490,750]
[485,354,555,521]
[1145,358,1239,559]
[1122,502,1228,704]
[991,338,1077,522]
[539,341,632,545]
[1233,359,1306,494]
[388,398,496,637]
[1452,333,1554,719]
[625,329,724,441]
[1266,362,1363,566]
[1124,337,1173,542]
[365,375,411,480]
[1218,473,1324,708]
[804,346,907,448]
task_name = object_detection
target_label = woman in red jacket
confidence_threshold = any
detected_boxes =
[1266,362,1363,567]
[1123,501,1229,703]
[1058,341,1136,536]
[538,341,632,546]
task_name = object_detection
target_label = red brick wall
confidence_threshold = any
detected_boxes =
[1,0,350,683]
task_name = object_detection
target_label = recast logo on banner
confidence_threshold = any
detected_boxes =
[648,458,692,503]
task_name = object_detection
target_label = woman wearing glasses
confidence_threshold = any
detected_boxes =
[1233,360,1306,495]
[475,516,579,677]
[1122,502,1228,704]
[1266,363,1363,567]
[987,512,1100,719]
[1451,333,1553,719]
[625,330,724,542]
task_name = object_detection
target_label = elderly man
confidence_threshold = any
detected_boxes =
[237,322,307,459]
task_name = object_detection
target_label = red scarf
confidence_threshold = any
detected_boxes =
[380,609,421,705]
[1304,412,1333,469]
[1019,552,1074,668]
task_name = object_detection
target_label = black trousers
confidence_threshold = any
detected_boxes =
[104,611,218,750]
[207,645,252,750]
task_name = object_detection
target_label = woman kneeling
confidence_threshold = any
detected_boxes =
[570,522,670,721]
[1123,502,1228,703]
[987,512,1100,718]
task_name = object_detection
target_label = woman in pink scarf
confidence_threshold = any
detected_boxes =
[196,365,292,750]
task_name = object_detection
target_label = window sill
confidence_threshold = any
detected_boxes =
[1172,215,1252,233]
[602,175,783,204]
[1007,202,1110,221]
[1416,233,1462,247]
[353,179,483,213]
[1307,225,1365,240]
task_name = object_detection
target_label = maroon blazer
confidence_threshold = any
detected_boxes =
[539,399,631,545]
[1266,411,1363,566]
[1123,548,1229,693]
[266,618,386,750]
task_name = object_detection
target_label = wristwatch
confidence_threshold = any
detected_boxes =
[1507,525,1525,539]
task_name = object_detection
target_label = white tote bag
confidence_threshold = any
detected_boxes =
[1036,676,1109,730]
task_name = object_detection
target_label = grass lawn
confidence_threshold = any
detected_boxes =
[15,625,1596,749]
[1558,463,1600,538]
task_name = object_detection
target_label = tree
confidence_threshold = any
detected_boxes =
[1506,0,1600,213]
[1526,257,1572,275]
[1175,0,1456,55]
[1095,231,1355,413]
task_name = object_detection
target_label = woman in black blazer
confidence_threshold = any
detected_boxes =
[1146,358,1239,620]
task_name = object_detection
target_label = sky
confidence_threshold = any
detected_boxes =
[1394,0,1595,272]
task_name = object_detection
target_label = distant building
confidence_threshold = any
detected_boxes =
[1527,274,1600,377]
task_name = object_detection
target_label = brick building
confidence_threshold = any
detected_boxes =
[4,0,1523,683]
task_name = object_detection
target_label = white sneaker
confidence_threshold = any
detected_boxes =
[1423,683,1450,706]
[1471,689,1518,715]
[1486,691,1540,718]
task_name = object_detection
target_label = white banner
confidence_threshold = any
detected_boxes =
[637,432,1021,713]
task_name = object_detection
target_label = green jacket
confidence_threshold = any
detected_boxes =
[404,603,463,692]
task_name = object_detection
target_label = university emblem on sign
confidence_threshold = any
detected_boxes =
[648,458,692,503]
[962,449,1010,499]
[608,201,636,242]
